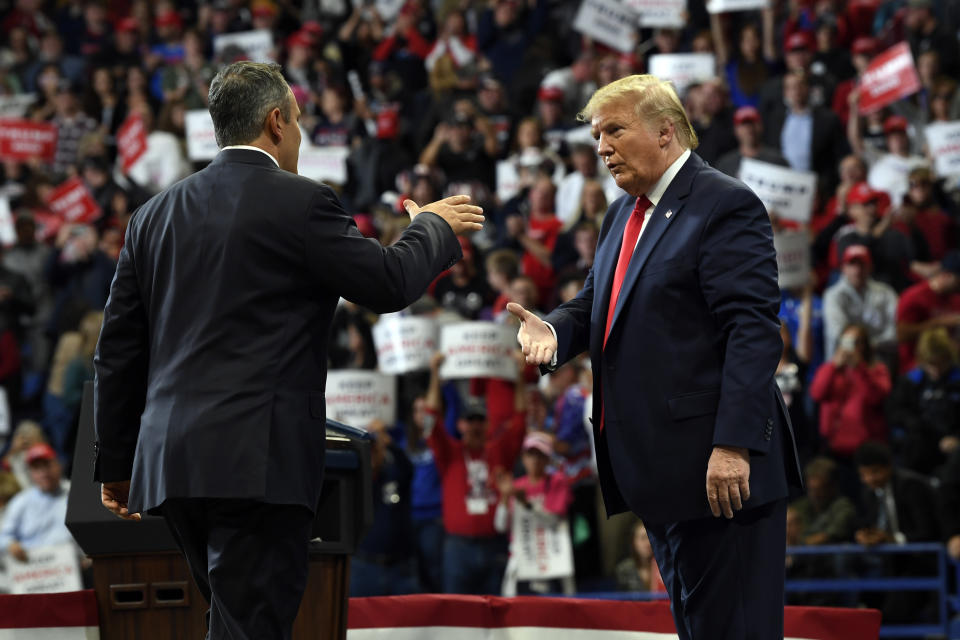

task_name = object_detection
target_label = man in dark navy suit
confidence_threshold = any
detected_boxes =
[508,75,802,639]
[93,62,483,640]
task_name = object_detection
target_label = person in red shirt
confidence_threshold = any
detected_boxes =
[425,351,527,594]
[810,323,891,459]
[506,177,563,308]
[897,250,960,372]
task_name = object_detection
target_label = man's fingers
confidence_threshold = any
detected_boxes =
[543,346,555,365]
[506,302,529,321]
[707,486,721,518]
[402,199,418,215]
[739,476,751,503]
[440,195,471,205]
[718,486,733,519]
[729,483,743,513]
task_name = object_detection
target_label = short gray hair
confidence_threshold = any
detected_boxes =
[208,62,291,148]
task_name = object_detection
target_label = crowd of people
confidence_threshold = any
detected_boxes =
[0,0,958,622]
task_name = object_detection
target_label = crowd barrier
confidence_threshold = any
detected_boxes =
[576,543,958,639]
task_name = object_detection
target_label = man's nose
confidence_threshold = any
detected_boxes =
[596,135,613,157]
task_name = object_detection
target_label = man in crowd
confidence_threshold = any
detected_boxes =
[94,62,482,639]
[715,105,787,178]
[822,245,899,365]
[897,250,960,373]
[0,443,75,562]
[507,74,802,639]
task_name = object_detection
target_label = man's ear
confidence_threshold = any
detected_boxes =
[267,107,283,142]
[659,120,675,147]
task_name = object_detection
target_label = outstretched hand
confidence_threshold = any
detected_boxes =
[101,480,141,521]
[404,195,484,236]
[506,302,557,366]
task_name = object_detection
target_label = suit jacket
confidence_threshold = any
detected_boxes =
[93,149,462,514]
[857,469,940,543]
[544,152,802,524]
[762,105,848,194]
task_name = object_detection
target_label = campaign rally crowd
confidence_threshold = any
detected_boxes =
[0,0,959,625]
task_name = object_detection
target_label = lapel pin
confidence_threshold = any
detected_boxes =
[665,209,673,219]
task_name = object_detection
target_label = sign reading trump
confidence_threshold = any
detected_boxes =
[572,0,639,54]
[439,322,518,381]
[373,315,438,375]
[325,370,396,428]
[857,42,920,115]
[925,121,960,178]
[9,544,82,595]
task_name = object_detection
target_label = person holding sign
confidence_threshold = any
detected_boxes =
[93,62,483,640]
[507,75,802,640]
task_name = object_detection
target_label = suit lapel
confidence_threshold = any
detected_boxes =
[606,153,703,341]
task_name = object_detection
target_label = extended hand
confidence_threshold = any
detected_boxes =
[101,480,142,521]
[403,195,484,236]
[706,445,750,519]
[506,302,557,365]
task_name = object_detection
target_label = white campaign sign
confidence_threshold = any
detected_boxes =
[325,370,396,428]
[925,121,960,178]
[773,232,811,290]
[648,54,716,94]
[573,0,640,54]
[496,160,521,202]
[739,158,816,224]
[706,0,768,13]
[439,322,518,381]
[512,506,574,581]
[298,146,350,185]
[373,316,438,375]
[214,29,275,63]
[624,0,686,27]
[0,94,36,118]
[8,544,82,595]
[0,196,15,246]
[185,110,219,161]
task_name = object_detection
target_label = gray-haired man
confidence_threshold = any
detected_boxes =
[94,62,483,639]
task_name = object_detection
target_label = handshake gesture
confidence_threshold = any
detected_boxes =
[506,302,557,366]
[404,195,484,236]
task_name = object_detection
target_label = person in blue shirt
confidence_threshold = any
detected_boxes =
[0,443,75,563]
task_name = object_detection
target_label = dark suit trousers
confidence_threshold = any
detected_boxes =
[646,498,787,640]
[160,498,315,640]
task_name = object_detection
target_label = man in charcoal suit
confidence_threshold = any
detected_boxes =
[93,61,483,639]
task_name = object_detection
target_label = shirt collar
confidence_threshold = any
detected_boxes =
[645,148,691,207]
[220,145,280,168]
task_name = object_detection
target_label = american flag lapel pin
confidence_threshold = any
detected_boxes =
[665,209,673,219]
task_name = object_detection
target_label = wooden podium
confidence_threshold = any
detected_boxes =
[66,384,373,640]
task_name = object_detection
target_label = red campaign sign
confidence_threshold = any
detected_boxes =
[45,177,101,224]
[116,113,147,173]
[858,42,921,115]
[0,119,58,163]
[32,210,64,241]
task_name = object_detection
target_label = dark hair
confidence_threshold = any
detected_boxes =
[854,441,892,468]
[840,322,875,363]
[208,62,291,147]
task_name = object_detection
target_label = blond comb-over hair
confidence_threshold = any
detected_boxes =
[578,75,699,151]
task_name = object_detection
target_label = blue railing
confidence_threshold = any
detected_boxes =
[567,543,959,639]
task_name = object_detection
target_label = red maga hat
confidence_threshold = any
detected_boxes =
[846,182,880,205]
[883,115,909,134]
[842,244,873,267]
[734,106,761,125]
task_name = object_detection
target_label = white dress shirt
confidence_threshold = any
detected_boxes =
[221,145,280,168]
[544,149,692,366]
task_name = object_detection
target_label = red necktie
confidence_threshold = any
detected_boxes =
[599,195,650,432]
[603,195,651,348]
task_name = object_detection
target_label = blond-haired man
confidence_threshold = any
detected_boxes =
[508,75,802,639]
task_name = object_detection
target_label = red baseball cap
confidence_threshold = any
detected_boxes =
[842,244,873,267]
[537,86,564,103]
[734,106,761,125]
[785,31,814,53]
[25,443,57,465]
[846,182,880,205]
[251,1,278,18]
[883,115,909,135]
[154,10,183,29]
[116,17,139,33]
[852,37,877,56]
[287,30,314,49]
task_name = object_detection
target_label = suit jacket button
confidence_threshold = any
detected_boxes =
[766,418,774,426]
